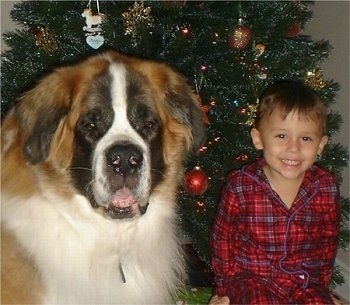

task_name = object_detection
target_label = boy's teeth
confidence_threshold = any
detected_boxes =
[283,159,299,165]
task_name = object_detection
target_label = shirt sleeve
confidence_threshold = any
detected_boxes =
[318,177,341,288]
[210,175,240,296]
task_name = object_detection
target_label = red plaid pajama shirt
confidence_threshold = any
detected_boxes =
[210,158,340,304]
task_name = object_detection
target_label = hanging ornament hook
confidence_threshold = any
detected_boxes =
[87,0,100,14]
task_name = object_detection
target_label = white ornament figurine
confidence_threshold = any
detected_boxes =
[82,8,103,29]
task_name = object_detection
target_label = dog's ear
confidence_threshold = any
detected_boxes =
[15,70,74,164]
[165,85,206,154]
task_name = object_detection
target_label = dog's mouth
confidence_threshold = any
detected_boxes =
[104,187,148,219]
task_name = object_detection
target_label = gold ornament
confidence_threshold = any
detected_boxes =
[254,43,266,58]
[245,100,258,126]
[122,1,154,37]
[304,68,326,90]
[34,26,57,53]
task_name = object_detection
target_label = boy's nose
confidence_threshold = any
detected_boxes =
[287,138,300,152]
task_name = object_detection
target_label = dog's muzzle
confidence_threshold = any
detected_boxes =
[99,142,149,219]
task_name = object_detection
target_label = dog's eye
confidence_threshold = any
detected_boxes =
[144,121,155,129]
[78,114,98,133]
[80,113,98,131]
[85,122,96,131]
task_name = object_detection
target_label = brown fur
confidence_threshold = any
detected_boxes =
[1,228,43,304]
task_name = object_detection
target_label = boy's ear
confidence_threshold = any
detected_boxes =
[317,135,329,155]
[251,128,263,150]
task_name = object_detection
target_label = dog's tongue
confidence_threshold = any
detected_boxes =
[110,187,136,208]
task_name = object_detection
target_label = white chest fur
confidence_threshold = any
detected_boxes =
[2,193,183,304]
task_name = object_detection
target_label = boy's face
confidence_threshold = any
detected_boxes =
[250,108,328,182]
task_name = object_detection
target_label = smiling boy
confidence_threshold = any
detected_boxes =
[209,80,341,304]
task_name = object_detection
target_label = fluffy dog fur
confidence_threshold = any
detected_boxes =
[1,51,206,304]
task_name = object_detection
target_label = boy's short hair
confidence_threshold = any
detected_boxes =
[254,80,327,134]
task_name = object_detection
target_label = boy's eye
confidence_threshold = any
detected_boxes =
[276,134,286,139]
[302,136,313,141]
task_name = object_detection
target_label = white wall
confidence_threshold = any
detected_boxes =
[305,1,349,197]
[304,2,349,303]
[1,0,349,302]
[1,1,17,45]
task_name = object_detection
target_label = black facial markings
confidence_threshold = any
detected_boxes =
[125,70,165,188]
[71,71,114,199]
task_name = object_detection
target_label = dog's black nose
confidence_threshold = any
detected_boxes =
[106,143,143,176]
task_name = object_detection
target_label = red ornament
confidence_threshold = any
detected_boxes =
[184,166,208,196]
[286,22,301,38]
[228,25,252,50]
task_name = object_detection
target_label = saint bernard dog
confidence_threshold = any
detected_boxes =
[1,51,206,304]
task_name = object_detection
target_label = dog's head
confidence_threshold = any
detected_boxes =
[13,51,206,220]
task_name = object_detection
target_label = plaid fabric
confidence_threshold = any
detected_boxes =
[210,158,340,304]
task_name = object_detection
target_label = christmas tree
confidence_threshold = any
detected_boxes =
[2,0,349,291]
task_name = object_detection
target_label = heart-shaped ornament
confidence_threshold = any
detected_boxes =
[86,34,104,49]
